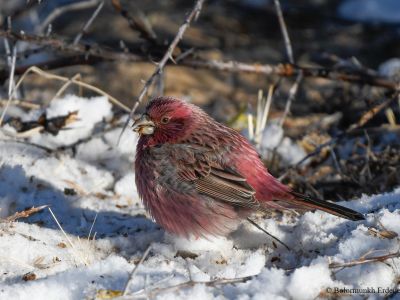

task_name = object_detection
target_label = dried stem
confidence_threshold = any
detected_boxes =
[123,245,152,296]
[48,207,89,266]
[12,66,130,112]
[3,205,48,222]
[329,251,400,269]
[0,99,40,109]
[133,276,253,298]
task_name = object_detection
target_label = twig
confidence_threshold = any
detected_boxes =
[118,0,206,144]
[182,60,399,90]
[73,1,105,45]
[0,137,53,153]
[280,91,400,178]
[3,205,48,222]
[51,73,82,102]
[123,244,152,296]
[278,72,303,127]
[0,99,40,109]
[273,0,294,63]
[349,96,398,130]
[12,66,130,112]
[0,46,17,126]
[36,0,101,33]
[142,276,254,298]
[1,30,398,91]
[269,73,302,168]
[111,0,157,44]
[130,0,205,116]
[329,251,400,269]
[133,276,253,298]
[247,217,290,250]
[0,30,143,64]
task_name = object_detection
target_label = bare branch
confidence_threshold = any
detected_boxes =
[273,0,294,64]
[13,66,130,112]
[0,46,17,126]
[36,0,101,34]
[73,1,105,45]
[278,72,303,127]
[111,0,158,44]
[118,0,206,143]
[0,30,143,63]
[329,251,400,269]
[1,30,397,91]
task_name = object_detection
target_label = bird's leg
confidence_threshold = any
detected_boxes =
[246,217,290,251]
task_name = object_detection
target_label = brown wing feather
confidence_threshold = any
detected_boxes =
[173,144,260,210]
[195,168,259,209]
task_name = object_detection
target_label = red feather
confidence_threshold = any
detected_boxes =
[134,96,364,237]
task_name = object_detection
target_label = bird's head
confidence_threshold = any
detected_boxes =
[132,97,200,144]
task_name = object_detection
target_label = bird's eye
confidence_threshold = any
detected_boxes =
[160,116,170,124]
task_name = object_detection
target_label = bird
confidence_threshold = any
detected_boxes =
[132,96,364,238]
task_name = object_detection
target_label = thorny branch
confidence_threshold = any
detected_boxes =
[0,30,143,64]
[0,30,399,91]
[0,30,398,91]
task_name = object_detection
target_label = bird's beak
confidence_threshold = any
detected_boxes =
[131,114,155,135]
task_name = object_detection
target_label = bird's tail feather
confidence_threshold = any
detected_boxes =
[288,191,365,221]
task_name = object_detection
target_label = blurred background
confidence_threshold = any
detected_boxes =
[1,0,399,202]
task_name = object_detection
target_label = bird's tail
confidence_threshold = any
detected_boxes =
[288,191,365,221]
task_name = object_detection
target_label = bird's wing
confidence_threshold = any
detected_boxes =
[166,144,260,210]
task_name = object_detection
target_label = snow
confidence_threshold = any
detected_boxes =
[260,122,306,165]
[0,95,399,299]
[28,95,113,148]
[379,58,400,79]
[338,0,400,24]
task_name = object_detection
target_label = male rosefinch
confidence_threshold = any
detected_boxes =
[133,97,364,238]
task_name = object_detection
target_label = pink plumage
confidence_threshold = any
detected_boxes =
[133,96,364,238]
